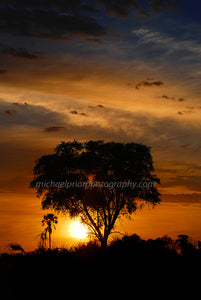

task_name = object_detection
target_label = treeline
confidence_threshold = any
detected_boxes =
[2,233,201,257]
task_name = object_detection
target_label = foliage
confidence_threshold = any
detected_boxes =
[7,243,24,253]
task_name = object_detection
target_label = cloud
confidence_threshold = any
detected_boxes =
[0,1,181,43]
[188,76,201,80]
[95,0,139,18]
[132,27,201,56]
[161,95,175,100]
[0,43,44,61]
[162,194,201,204]
[181,144,191,148]
[0,100,68,128]
[70,110,88,116]
[88,104,105,109]
[159,95,185,102]
[70,110,78,115]
[44,126,66,133]
[136,80,164,89]
[0,69,8,75]
[0,4,106,42]
[1,99,199,148]
[0,99,200,193]
[148,0,180,13]
[4,110,15,116]
[162,175,201,192]
[95,0,179,18]
[84,38,103,44]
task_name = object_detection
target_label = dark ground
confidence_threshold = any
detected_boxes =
[0,234,200,299]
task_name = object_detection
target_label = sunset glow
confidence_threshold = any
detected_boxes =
[0,0,200,252]
[69,221,88,240]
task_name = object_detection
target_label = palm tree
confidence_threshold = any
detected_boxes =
[42,214,58,249]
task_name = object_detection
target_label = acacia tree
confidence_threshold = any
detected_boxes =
[31,140,160,247]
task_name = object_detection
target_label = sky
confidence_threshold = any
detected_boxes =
[0,0,201,250]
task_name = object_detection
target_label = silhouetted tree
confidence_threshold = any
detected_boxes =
[31,140,160,247]
[176,234,196,256]
[8,243,24,253]
[36,230,47,249]
[42,214,58,249]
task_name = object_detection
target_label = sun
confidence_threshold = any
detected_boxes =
[69,220,88,239]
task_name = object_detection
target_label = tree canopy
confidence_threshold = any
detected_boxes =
[30,140,160,246]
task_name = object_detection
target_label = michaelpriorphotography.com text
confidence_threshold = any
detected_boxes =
[36,180,156,190]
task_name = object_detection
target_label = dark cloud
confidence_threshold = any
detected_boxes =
[181,144,191,148]
[162,194,201,204]
[88,104,105,109]
[95,0,139,18]
[139,10,150,17]
[0,43,44,61]
[12,102,28,106]
[84,38,103,44]
[44,126,66,133]
[70,110,88,116]
[5,110,14,116]
[70,110,78,115]
[188,76,201,80]
[136,80,164,89]
[0,69,8,75]
[0,4,106,42]
[0,0,180,42]
[95,0,179,18]
[0,101,67,128]
[148,0,180,13]
[161,95,175,100]
[7,0,97,12]
[112,34,121,38]
[162,175,201,192]
[159,95,185,102]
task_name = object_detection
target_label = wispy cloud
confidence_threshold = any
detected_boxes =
[132,27,201,55]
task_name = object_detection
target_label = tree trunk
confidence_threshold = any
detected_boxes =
[49,231,51,249]
[101,235,109,248]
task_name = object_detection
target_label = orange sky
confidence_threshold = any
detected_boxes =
[1,192,201,252]
[0,0,201,251]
